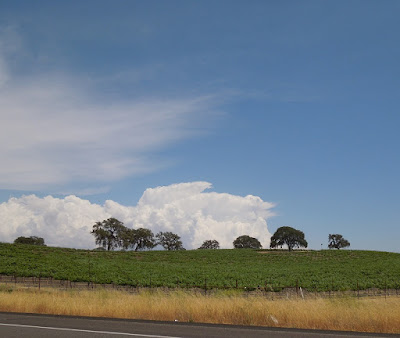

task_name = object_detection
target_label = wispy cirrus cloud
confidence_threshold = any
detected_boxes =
[0,29,223,191]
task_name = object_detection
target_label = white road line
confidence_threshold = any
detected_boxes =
[0,323,182,337]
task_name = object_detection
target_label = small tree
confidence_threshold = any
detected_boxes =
[91,218,126,251]
[270,226,307,251]
[156,231,184,250]
[198,239,220,249]
[328,234,350,249]
[233,235,262,249]
[121,228,156,251]
[14,236,45,246]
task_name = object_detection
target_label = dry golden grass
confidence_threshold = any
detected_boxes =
[0,285,399,334]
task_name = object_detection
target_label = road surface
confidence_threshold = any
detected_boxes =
[0,312,396,337]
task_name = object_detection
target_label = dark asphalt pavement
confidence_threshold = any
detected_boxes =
[0,312,397,338]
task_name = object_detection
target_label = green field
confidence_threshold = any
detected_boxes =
[0,243,399,291]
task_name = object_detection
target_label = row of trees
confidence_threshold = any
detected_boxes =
[91,218,185,251]
[220,231,349,250]
[11,221,350,252]
[91,219,350,251]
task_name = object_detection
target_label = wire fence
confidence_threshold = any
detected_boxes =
[0,274,399,300]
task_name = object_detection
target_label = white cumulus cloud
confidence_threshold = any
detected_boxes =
[0,182,274,249]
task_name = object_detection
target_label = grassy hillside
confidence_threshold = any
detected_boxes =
[0,243,399,291]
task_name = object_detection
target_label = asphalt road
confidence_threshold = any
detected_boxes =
[0,312,397,338]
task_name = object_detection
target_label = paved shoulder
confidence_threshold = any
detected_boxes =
[0,312,396,338]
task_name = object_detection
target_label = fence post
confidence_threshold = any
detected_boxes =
[271,281,274,300]
[385,279,387,300]
[357,281,359,298]
[38,273,41,291]
[88,251,92,288]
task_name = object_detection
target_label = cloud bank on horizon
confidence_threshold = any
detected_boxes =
[0,182,275,250]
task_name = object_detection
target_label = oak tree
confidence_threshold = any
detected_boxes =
[91,218,126,251]
[14,236,45,246]
[121,228,156,251]
[328,234,350,249]
[198,239,220,249]
[156,231,184,250]
[233,235,262,249]
[270,226,308,251]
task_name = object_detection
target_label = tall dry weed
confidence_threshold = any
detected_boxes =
[0,286,398,334]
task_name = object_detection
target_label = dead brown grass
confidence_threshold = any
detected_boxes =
[0,285,398,334]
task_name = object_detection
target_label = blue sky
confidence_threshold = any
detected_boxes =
[0,1,399,251]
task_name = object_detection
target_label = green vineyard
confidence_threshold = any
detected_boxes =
[0,243,399,291]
